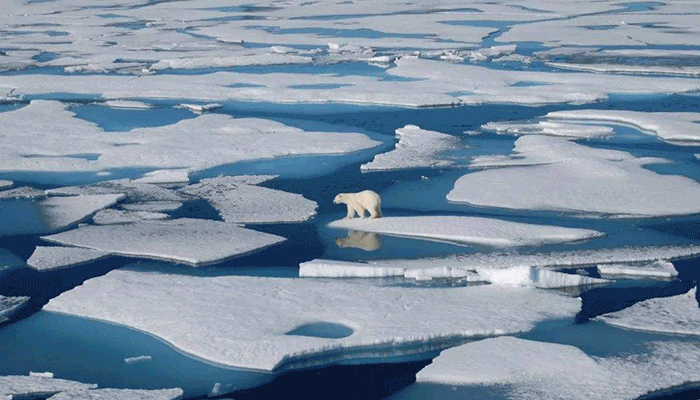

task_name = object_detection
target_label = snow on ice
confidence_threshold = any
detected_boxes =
[27,246,111,272]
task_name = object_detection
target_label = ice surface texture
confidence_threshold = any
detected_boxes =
[329,216,603,247]
[0,376,96,399]
[597,260,678,279]
[44,269,580,371]
[41,219,285,266]
[448,135,700,217]
[0,295,29,323]
[599,287,700,335]
[27,247,111,272]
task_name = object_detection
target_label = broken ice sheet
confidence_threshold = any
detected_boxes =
[46,388,184,400]
[41,218,285,266]
[598,287,700,336]
[597,259,678,279]
[0,295,29,323]
[27,246,111,272]
[44,269,581,371]
[0,375,96,399]
[179,176,317,224]
[482,120,614,139]
[92,209,169,225]
[329,216,603,247]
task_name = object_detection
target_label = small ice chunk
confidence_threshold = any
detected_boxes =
[361,125,461,171]
[1,295,29,323]
[27,246,111,271]
[121,202,182,212]
[92,209,169,225]
[45,269,580,371]
[0,376,96,399]
[0,180,12,189]
[329,216,602,247]
[101,100,153,109]
[124,355,152,364]
[41,218,286,267]
[598,287,700,335]
[482,120,614,139]
[46,388,184,400]
[597,259,678,279]
[132,170,190,185]
[180,176,317,224]
[0,186,46,199]
[475,266,608,288]
[39,194,125,232]
[175,103,222,113]
[29,372,54,379]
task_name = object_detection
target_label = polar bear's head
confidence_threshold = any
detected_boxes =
[333,193,345,204]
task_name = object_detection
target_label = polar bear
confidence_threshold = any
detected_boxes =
[333,190,382,219]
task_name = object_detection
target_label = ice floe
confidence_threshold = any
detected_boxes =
[179,176,317,224]
[121,201,182,212]
[597,260,678,279]
[0,187,46,199]
[448,135,700,217]
[547,109,700,145]
[361,125,461,171]
[0,295,29,323]
[47,388,183,400]
[48,180,184,202]
[175,103,222,114]
[124,355,152,365]
[45,269,581,372]
[27,246,111,272]
[37,194,124,234]
[101,101,153,110]
[328,216,603,247]
[132,170,190,185]
[0,181,11,190]
[0,376,96,399]
[92,209,169,225]
[41,218,285,266]
[482,120,614,139]
[598,287,700,336]
[546,62,700,77]
[413,337,700,400]
[299,245,700,280]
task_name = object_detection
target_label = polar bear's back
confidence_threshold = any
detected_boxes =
[356,190,381,206]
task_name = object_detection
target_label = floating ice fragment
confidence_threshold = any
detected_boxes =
[101,101,153,109]
[597,259,677,279]
[448,135,700,217]
[27,246,111,272]
[482,120,614,139]
[0,376,96,399]
[475,266,607,288]
[361,125,461,171]
[92,209,169,225]
[598,287,700,335]
[121,201,182,212]
[46,388,184,400]
[45,269,581,371]
[0,295,29,323]
[38,194,125,233]
[329,216,602,247]
[29,372,54,379]
[0,181,11,189]
[180,176,317,224]
[132,170,190,185]
[124,355,152,364]
[41,218,286,266]
[0,187,46,199]
[175,103,222,113]
[48,180,184,202]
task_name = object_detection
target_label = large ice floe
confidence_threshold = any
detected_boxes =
[299,244,700,280]
[46,388,184,400]
[360,125,461,171]
[41,219,285,266]
[597,260,678,279]
[598,287,700,336]
[44,269,581,372]
[0,375,96,399]
[448,135,700,217]
[482,120,615,139]
[411,337,700,400]
[0,295,29,323]
[179,176,317,224]
[27,246,111,272]
[0,101,380,174]
[329,216,603,247]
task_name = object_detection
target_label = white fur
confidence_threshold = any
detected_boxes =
[333,190,382,219]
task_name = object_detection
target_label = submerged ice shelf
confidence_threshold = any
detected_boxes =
[44,269,581,372]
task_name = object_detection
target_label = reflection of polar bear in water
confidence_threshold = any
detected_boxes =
[335,230,381,251]
[333,190,382,219]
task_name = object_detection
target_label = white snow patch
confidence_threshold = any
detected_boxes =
[361,125,461,171]
[92,209,169,225]
[41,218,285,266]
[597,260,678,279]
[448,135,700,217]
[27,246,111,271]
[0,376,96,399]
[328,216,602,247]
[599,287,700,336]
[0,295,29,323]
[47,388,184,400]
[179,176,317,224]
[45,269,581,371]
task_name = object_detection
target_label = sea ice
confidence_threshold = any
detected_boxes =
[598,287,700,336]
[48,180,184,202]
[45,269,581,372]
[41,218,286,266]
[299,245,700,280]
[47,388,183,400]
[0,295,29,323]
[482,120,614,139]
[413,337,700,400]
[360,125,461,171]
[121,202,182,212]
[37,194,125,233]
[124,355,152,365]
[0,187,46,199]
[132,170,190,185]
[175,103,222,114]
[92,209,169,225]
[547,110,700,145]
[328,216,603,247]
[546,62,700,78]
[0,376,96,399]
[179,176,317,224]
[0,181,11,190]
[27,246,111,272]
[448,135,700,217]
[101,101,153,110]
[597,260,678,279]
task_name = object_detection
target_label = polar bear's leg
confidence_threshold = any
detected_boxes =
[345,205,358,219]
[369,203,382,219]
